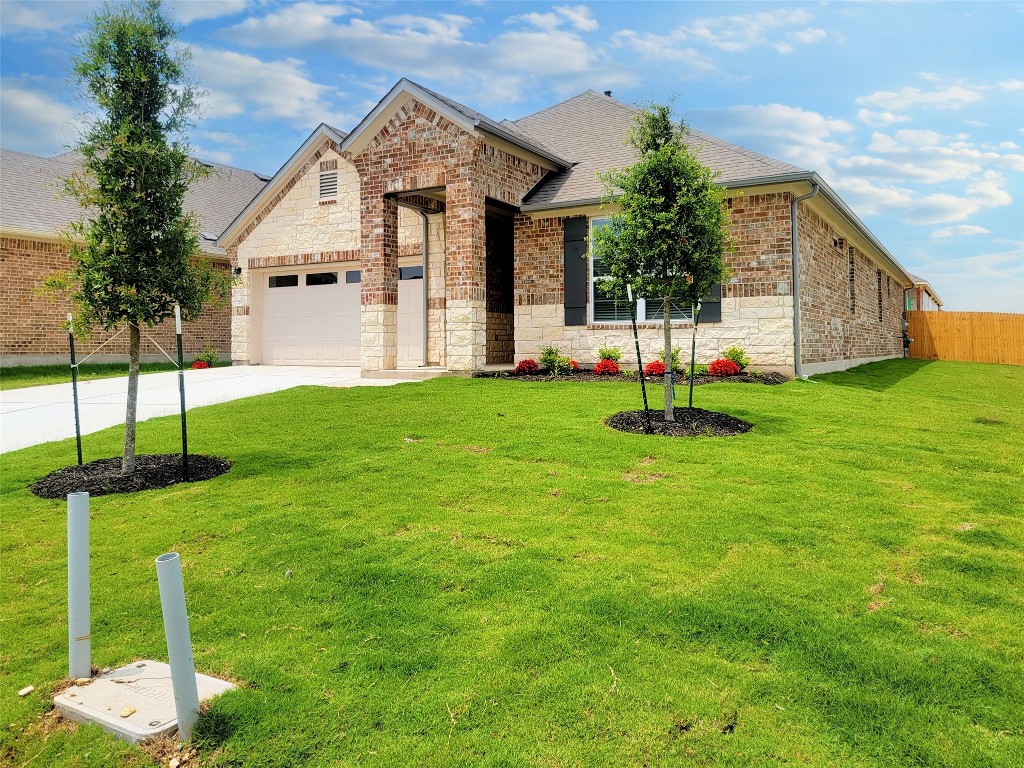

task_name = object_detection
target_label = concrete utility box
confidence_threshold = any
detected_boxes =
[53,660,234,744]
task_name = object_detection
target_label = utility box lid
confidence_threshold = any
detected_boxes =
[54,660,235,744]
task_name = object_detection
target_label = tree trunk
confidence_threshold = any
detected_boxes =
[663,295,674,422]
[122,320,140,475]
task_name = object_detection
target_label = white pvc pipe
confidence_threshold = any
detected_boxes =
[155,552,200,740]
[68,493,91,679]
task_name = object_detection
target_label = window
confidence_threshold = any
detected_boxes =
[305,272,338,286]
[399,266,424,280]
[848,247,856,313]
[588,218,693,323]
[345,270,361,284]
[876,269,883,321]
[268,275,298,288]
[319,171,338,201]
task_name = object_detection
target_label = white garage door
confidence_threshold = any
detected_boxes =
[261,268,361,366]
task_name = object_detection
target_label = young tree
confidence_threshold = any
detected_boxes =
[592,104,731,422]
[51,0,225,473]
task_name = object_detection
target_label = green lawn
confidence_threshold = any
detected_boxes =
[0,362,192,391]
[1,361,234,391]
[1,360,1022,767]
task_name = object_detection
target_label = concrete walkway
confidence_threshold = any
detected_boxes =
[0,365,420,453]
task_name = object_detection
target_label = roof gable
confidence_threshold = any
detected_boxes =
[340,78,570,170]
[218,123,347,247]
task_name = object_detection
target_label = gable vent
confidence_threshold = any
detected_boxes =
[319,171,338,200]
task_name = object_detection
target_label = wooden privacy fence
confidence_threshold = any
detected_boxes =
[907,310,1024,365]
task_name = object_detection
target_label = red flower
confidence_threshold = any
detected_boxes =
[708,358,741,376]
[514,358,539,375]
[644,360,666,377]
[569,360,580,371]
[190,360,210,369]
[594,359,621,375]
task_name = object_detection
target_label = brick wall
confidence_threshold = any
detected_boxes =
[1,236,231,365]
[351,95,548,370]
[512,196,796,368]
[798,206,903,367]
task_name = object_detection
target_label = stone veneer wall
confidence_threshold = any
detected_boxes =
[1,236,230,365]
[512,193,797,368]
[352,96,548,370]
[798,206,904,368]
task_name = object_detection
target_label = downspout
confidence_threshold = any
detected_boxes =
[417,210,430,366]
[790,182,820,378]
[902,286,914,358]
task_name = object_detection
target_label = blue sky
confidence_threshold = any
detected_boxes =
[2,1,1022,312]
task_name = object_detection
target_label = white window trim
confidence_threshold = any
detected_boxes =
[587,217,693,324]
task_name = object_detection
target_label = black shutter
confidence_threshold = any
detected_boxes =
[563,216,588,326]
[700,284,722,323]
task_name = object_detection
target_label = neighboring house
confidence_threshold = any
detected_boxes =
[218,79,915,376]
[906,274,943,311]
[0,149,268,366]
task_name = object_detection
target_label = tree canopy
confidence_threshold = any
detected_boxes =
[592,103,732,420]
[49,0,225,472]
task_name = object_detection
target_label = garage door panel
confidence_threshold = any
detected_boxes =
[261,272,361,366]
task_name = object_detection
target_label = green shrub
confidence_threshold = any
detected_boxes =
[193,344,218,367]
[597,345,622,362]
[540,346,575,375]
[658,346,684,373]
[539,346,561,371]
[621,369,636,380]
[685,363,709,377]
[723,345,750,370]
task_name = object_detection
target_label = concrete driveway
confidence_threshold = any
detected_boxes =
[1,365,420,453]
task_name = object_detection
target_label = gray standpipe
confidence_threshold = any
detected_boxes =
[68,492,91,679]
[155,552,200,740]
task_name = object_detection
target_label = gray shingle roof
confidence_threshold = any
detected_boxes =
[0,148,268,254]
[512,90,806,209]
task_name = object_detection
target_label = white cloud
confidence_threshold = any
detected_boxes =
[0,0,88,35]
[789,27,827,44]
[555,5,598,32]
[930,225,991,239]
[172,1,251,25]
[192,146,235,165]
[223,4,610,102]
[0,79,79,154]
[189,46,355,128]
[857,109,911,127]
[831,173,1011,226]
[999,141,1020,150]
[856,84,986,112]
[999,79,1024,92]
[610,30,718,75]
[692,104,853,173]
[907,244,1023,312]
[678,8,812,52]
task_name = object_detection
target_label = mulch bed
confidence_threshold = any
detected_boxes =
[31,454,231,499]
[473,370,789,385]
[606,407,753,437]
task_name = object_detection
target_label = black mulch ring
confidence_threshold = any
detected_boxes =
[31,454,232,499]
[606,408,753,437]
[473,370,789,385]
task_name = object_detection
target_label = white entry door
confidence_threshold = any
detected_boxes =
[261,267,361,366]
[397,268,425,367]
